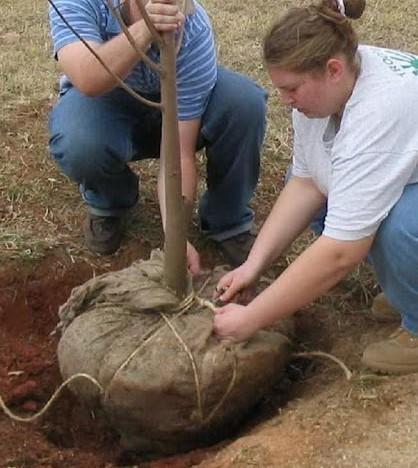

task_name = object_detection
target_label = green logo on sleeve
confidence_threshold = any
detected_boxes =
[378,49,418,77]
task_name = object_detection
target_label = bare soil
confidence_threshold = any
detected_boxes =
[0,247,219,468]
[2,247,418,468]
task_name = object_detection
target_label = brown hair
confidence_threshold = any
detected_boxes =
[263,0,366,73]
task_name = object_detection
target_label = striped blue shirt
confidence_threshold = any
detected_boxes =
[49,0,218,120]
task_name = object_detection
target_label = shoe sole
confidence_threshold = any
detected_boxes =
[369,312,400,324]
[361,358,418,375]
[84,242,120,255]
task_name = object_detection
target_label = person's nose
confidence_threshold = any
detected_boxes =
[279,91,295,106]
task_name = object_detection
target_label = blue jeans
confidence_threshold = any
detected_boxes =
[48,67,267,241]
[310,183,418,334]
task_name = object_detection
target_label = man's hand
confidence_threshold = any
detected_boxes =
[187,240,201,276]
[145,0,185,32]
[213,303,260,342]
[214,262,258,303]
[56,0,186,95]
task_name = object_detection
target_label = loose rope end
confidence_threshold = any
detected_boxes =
[0,373,104,423]
[293,350,353,381]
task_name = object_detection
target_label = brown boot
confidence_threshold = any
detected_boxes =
[83,213,124,255]
[362,327,418,374]
[217,231,256,267]
[370,293,400,323]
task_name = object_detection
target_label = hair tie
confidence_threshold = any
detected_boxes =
[335,0,346,16]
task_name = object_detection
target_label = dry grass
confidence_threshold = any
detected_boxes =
[0,0,417,297]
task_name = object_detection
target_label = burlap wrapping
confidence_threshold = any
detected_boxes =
[57,250,292,454]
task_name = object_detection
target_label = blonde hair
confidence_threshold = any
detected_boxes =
[263,0,366,73]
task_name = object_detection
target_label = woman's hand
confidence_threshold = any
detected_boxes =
[214,262,259,304]
[213,303,260,342]
[145,0,185,32]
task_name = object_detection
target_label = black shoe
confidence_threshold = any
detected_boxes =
[217,231,256,267]
[83,213,124,255]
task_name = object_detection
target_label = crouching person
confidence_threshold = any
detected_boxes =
[214,0,418,374]
[48,0,267,272]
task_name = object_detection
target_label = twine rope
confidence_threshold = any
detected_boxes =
[0,284,352,425]
[0,288,236,427]
[293,351,353,380]
[160,312,204,421]
[0,374,103,423]
[104,287,237,425]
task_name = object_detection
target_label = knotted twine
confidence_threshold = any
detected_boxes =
[1,278,238,425]
[1,250,351,429]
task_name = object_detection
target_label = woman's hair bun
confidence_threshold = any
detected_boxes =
[344,0,366,20]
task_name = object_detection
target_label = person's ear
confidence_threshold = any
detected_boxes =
[326,58,345,82]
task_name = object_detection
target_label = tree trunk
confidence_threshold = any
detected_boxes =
[160,31,188,298]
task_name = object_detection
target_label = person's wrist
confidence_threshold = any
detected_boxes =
[130,19,153,48]
[243,256,264,281]
[244,303,265,335]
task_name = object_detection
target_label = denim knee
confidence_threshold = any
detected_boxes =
[49,121,118,183]
[202,68,267,142]
[372,198,417,259]
[370,184,418,331]
[234,85,267,129]
[224,80,267,138]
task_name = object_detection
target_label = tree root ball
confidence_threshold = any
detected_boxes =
[57,250,292,455]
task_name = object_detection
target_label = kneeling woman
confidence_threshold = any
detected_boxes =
[214,0,418,374]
